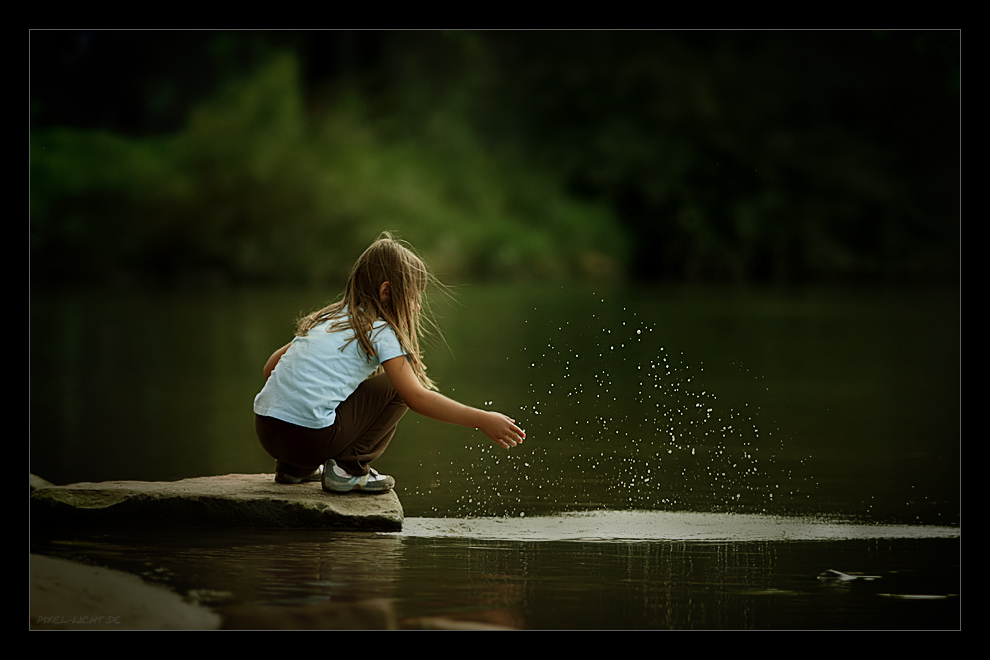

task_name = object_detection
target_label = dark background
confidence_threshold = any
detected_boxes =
[30,30,959,287]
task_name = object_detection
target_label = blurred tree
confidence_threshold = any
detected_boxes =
[469,30,959,283]
[29,30,959,286]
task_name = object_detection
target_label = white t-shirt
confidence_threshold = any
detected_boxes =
[253,317,407,429]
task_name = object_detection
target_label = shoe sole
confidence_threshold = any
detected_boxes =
[322,479,394,494]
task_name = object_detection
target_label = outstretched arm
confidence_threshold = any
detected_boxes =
[382,356,525,449]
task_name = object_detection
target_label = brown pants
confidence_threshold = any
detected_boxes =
[255,372,408,477]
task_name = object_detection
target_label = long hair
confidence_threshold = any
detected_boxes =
[295,232,440,390]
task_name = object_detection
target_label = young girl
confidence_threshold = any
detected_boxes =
[253,232,525,493]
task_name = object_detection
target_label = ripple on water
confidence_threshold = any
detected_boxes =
[393,510,960,543]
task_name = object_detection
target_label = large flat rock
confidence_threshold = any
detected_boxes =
[30,473,403,532]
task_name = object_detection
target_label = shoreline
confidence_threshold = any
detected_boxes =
[30,554,221,630]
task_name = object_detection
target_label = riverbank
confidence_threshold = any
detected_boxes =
[31,553,221,630]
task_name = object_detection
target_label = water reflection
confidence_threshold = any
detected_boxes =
[31,518,960,630]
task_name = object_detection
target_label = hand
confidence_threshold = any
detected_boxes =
[479,411,526,448]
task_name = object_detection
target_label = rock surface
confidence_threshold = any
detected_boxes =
[30,553,222,630]
[30,473,403,532]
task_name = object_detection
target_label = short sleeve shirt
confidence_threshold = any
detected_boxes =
[253,318,407,428]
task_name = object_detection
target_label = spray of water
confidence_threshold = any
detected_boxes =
[441,293,813,518]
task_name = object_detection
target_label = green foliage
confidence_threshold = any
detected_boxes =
[478,31,959,283]
[30,31,958,287]
[30,49,630,287]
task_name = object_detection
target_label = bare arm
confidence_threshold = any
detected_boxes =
[382,356,525,449]
[263,342,292,380]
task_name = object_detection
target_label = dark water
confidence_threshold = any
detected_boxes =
[30,283,960,629]
[31,519,959,630]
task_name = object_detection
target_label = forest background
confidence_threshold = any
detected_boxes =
[29,30,960,288]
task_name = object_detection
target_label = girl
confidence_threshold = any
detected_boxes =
[253,232,525,493]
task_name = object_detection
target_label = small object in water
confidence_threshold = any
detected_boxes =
[817,569,881,582]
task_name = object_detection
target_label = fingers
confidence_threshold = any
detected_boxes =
[483,412,525,448]
[510,423,525,444]
[497,418,525,448]
[488,428,522,448]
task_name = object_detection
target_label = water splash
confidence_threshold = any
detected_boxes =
[445,292,815,518]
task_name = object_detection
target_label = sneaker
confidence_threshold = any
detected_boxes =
[274,461,323,484]
[322,459,395,493]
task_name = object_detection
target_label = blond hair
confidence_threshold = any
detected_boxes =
[296,232,440,390]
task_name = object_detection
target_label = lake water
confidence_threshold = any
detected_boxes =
[29,283,960,629]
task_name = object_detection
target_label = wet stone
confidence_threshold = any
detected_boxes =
[29,473,403,532]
